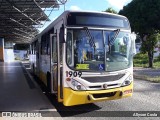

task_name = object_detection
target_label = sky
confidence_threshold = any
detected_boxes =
[39,0,132,32]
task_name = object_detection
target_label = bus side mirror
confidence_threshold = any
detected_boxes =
[59,25,65,43]
[131,33,137,56]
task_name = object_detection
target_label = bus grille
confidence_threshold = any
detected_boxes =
[82,74,125,83]
[92,92,116,98]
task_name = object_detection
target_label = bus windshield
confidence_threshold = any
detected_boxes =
[66,29,133,72]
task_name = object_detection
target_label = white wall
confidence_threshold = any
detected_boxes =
[4,49,15,62]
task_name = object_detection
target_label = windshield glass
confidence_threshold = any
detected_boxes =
[66,29,133,72]
[105,31,133,71]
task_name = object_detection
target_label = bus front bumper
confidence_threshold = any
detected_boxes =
[63,82,133,106]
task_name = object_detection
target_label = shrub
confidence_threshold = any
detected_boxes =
[133,53,148,65]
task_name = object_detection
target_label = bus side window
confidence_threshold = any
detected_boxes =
[34,42,36,54]
[46,33,50,55]
[41,35,45,55]
[66,32,73,65]
[31,44,33,54]
[52,37,57,63]
[41,34,48,55]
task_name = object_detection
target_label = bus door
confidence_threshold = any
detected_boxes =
[50,26,64,102]
[50,34,58,93]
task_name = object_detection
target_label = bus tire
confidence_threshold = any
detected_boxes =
[47,72,51,92]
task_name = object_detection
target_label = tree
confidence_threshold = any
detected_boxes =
[104,7,117,14]
[119,0,160,67]
[140,34,160,67]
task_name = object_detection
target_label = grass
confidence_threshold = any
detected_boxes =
[133,53,160,82]
[133,53,160,68]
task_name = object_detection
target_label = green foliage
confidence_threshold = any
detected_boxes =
[140,34,160,54]
[153,61,160,69]
[154,55,160,62]
[104,7,117,14]
[134,53,160,68]
[134,53,148,67]
[120,46,127,54]
[119,0,160,35]
[119,0,160,67]
[134,53,148,59]
[157,55,160,61]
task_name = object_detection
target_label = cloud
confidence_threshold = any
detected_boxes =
[107,0,132,10]
[69,5,81,10]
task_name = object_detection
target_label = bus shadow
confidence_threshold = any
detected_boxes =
[31,73,102,117]
[48,94,101,117]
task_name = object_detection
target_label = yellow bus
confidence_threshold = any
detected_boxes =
[29,10,136,106]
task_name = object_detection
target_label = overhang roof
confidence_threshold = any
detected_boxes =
[0,0,60,43]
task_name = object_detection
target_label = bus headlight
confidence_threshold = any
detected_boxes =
[71,79,86,91]
[121,75,132,87]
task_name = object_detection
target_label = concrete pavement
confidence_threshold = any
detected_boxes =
[0,62,57,113]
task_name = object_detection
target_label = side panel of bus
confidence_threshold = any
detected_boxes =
[39,33,50,86]
[30,40,38,74]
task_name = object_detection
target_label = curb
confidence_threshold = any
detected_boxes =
[133,73,160,83]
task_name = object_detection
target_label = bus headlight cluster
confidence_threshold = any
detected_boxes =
[121,75,132,87]
[71,79,86,91]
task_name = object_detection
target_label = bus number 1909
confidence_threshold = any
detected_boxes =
[66,71,82,77]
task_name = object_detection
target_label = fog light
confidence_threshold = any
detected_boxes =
[124,80,130,85]
[121,75,132,87]
[76,85,81,90]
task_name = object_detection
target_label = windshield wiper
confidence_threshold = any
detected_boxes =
[108,29,120,46]
[84,27,97,60]
[84,27,96,49]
